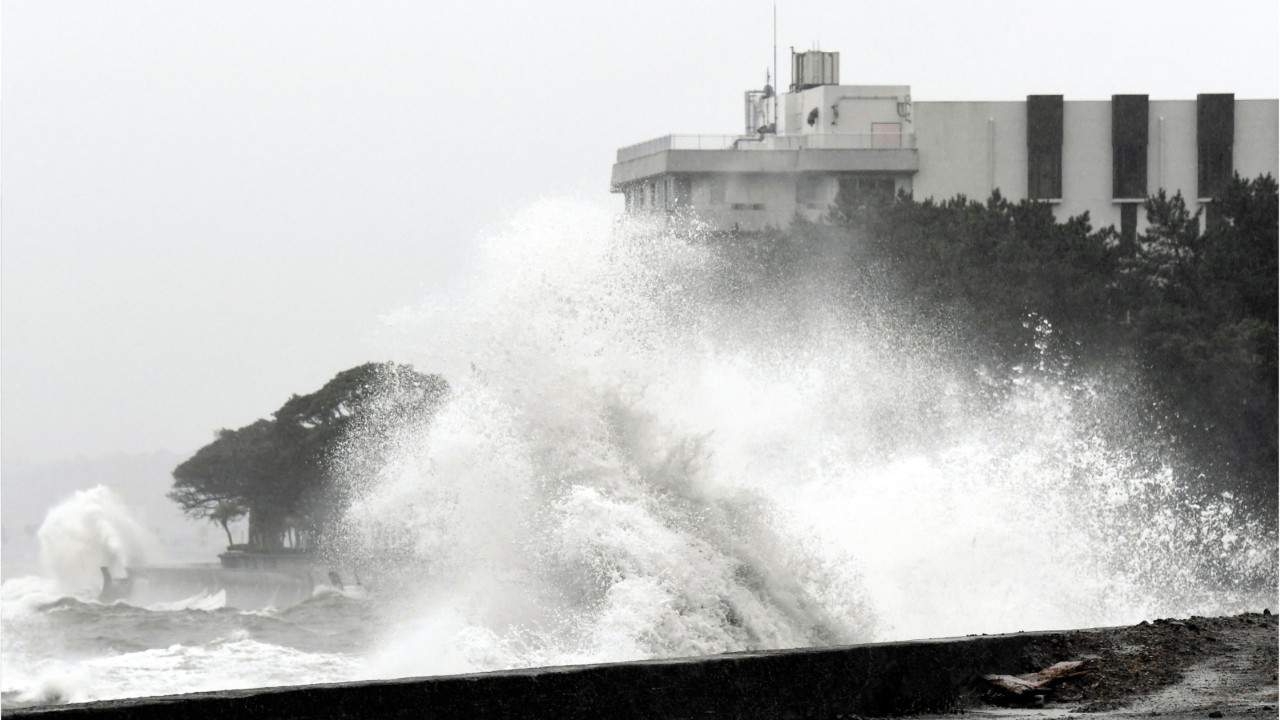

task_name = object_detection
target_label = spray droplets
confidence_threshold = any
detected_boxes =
[329,198,1274,677]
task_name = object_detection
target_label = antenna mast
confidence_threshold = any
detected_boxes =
[772,3,778,130]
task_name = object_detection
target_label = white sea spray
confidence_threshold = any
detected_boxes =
[332,198,1277,679]
[4,198,1275,706]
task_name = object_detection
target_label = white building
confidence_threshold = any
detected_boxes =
[611,50,1280,237]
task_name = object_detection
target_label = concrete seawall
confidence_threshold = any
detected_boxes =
[6,629,1066,719]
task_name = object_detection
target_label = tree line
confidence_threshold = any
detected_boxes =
[818,173,1277,512]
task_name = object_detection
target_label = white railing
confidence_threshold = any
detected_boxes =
[744,133,917,150]
[616,132,916,162]
[616,135,741,162]
[795,132,917,150]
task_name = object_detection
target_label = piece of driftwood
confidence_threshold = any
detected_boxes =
[983,660,1089,696]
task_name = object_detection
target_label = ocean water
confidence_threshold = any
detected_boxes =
[3,199,1276,708]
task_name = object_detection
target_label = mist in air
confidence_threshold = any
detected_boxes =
[3,198,1275,705]
[329,198,1278,676]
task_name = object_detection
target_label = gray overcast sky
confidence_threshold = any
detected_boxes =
[3,0,1278,464]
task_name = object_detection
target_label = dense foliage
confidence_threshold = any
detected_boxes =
[823,174,1278,512]
[169,362,448,550]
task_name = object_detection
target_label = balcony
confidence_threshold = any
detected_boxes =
[611,132,919,188]
[616,132,917,163]
[617,135,740,162]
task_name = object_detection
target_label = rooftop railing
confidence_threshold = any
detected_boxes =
[616,132,917,162]
[616,135,739,162]
[797,133,917,150]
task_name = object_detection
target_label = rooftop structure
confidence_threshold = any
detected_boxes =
[611,50,1279,236]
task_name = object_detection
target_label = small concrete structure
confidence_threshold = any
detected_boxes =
[98,551,347,611]
[612,49,1280,235]
[99,564,317,610]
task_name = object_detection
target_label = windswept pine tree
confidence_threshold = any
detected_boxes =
[169,362,448,550]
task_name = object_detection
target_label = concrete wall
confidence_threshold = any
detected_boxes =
[913,102,1028,204]
[687,173,798,230]
[914,98,1279,235]
[782,92,801,135]
[1235,99,1280,185]
[612,147,918,187]
[783,85,910,135]
[6,629,1076,719]
[1148,99,1278,200]
[1060,101,1116,228]
[1150,101,1198,205]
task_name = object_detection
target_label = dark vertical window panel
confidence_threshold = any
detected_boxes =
[1197,94,1235,146]
[1113,146,1147,198]
[1027,95,1064,147]
[1112,95,1149,146]
[1028,148,1062,199]
[1197,94,1235,199]
[1027,95,1063,199]
[1204,200,1223,230]
[1120,203,1138,243]
[1112,95,1148,198]
[1198,144,1233,199]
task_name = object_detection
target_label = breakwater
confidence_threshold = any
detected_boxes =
[6,628,1062,719]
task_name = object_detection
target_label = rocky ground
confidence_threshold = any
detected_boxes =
[924,611,1278,719]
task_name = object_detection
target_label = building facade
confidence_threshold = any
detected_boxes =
[611,50,1279,235]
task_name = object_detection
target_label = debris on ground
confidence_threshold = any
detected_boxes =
[948,611,1278,718]
[984,659,1090,701]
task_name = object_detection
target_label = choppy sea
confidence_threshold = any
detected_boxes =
[1,581,374,709]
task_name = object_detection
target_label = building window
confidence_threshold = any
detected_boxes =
[674,176,691,207]
[796,175,823,208]
[1120,203,1138,244]
[1112,95,1148,199]
[710,176,726,205]
[730,203,765,211]
[836,176,894,210]
[1197,94,1234,200]
[1027,95,1063,200]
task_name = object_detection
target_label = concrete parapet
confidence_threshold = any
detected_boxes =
[8,630,1067,719]
[610,148,919,188]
